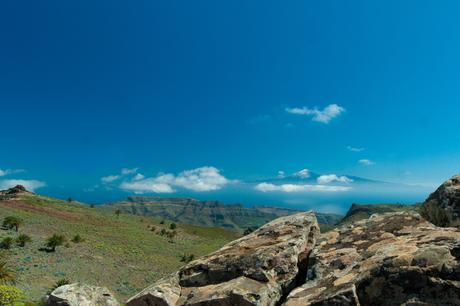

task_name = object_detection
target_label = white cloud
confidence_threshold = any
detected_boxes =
[293,169,311,179]
[359,159,375,165]
[347,146,364,152]
[132,173,145,181]
[101,175,121,183]
[0,169,25,176]
[122,168,138,175]
[255,182,351,193]
[286,104,345,124]
[317,174,353,184]
[174,167,229,191]
[0,179,46,192]
[278,171,285,179]
[119,166,231,194]
[120,177,175,194]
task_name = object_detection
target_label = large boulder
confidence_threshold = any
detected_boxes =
[283,211,460,306]
[127,211,319,306]
[46,283,119,306]
[421,173,460,227]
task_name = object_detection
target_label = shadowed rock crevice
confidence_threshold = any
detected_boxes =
[127,212,319,306]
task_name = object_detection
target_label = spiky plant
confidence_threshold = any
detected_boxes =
[1,237,14,250]
[0,261,18,285]
[70,234,84,243]
[115,209,121,218]
[45,234,66,252]
[48,278,71,294]
[16,234,31,247]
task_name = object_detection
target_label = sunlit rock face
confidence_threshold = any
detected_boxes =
[46,283,119,306]
[421,173,460,227]
[126,211,319,306]
[284,212,460,306]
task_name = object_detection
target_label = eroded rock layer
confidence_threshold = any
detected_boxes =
[127,211,319,306]
[283,211,460,306]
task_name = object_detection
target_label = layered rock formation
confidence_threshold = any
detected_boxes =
[46,283,119,306]
[421,173,460,227]
[284,211,460,305]
[128,209,460,305]
[126,211,319,306]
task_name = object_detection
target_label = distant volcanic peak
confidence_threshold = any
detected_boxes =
[292,169,311,179]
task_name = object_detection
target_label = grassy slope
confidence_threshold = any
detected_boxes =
[99,196,279,233]
[0,193,240,303]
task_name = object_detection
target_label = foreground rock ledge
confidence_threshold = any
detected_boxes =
[283,211,460,306]
[46,283,119,306]
[127,211,319,306]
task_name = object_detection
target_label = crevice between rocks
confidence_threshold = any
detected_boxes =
[275,225,319,306]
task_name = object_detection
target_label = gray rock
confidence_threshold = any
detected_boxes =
[46,283,119,306]
[127,211,319,306]
[421,173,460,227]
[283,212,460,306]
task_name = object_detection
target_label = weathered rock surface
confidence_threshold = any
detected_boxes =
[127,211,319,306]
[421,173,460,227]
[283,211,460,306]
[46,283,119,306]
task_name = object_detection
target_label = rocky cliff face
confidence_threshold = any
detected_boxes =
[126,209,460,306]
[126,211,319,306]
[421,173,460,227]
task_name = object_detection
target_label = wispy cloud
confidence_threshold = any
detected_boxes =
[102,168,139,183]
[0,169,26,176]
[84,185,99,192]
[317,174,353,184]
[132,173,145,181]
[286,104,345,124]
[347,146,364,152]
[359,159,375,165]
[292,169,311,179]
[122,168,138,175]
[247,114,271,124]
[119,166,232,194]
[101,175,121,183]
[0,179,46,192]
[255,182,351,193]
[278,171,285,179]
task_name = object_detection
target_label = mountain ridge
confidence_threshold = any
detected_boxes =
[99,196,343,232]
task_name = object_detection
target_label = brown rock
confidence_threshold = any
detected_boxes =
[127,211,319,306]
[283,212,460,306]
[421,173,460,227]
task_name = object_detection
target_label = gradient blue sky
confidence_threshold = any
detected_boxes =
[1,1,459,214]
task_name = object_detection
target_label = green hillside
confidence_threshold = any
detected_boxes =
[100,196,343,233]
[0,190,240,303]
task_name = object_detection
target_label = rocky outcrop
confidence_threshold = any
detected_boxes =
[421,173,460,227]
[126,211,319,306]
[46,283,119,306]
[284,211,460,306]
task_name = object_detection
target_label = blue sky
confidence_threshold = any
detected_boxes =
[1,1,459,214]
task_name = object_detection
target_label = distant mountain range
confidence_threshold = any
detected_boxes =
[99,196,344,233]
